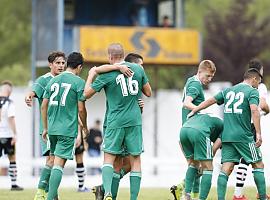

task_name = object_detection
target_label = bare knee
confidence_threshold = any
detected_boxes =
[252,161,264,169]
[46,155,54,167]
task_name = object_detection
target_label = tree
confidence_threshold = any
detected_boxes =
[203,0,270,84]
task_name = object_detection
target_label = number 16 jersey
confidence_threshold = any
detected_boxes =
[44,71,86,137]
[214,83,259,142]
[91,62,149,129]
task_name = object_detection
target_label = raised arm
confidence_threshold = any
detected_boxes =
[84,67,98,99]
[95,64,133,77]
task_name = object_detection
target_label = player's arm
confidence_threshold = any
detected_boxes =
[259,96,269,115]
[95,64,133,77]
[188,97,217,118]
[78,101,87,133]
[41,98,49,141]
[138,98,144,113]
[8,116,17,145]
[142,83,152,97]
[213,138,222,156]
[25,91,36,107]
[84,67,98,99]
[251,104,262,147]
[183,96,197,110]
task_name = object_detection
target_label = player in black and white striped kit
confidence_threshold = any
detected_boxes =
[0,81,23,191]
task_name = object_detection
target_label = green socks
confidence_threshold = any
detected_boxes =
[199,170,212,200]
[253,168,266,200]
[217,171,228,200]
[102,164,114,196]
[130,171,141,200]
[47,166,63,200]
[185,165,198,194]
[38,165,51,191]
[112,172,120,200]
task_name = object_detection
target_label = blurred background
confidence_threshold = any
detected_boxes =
[1,0,270,189]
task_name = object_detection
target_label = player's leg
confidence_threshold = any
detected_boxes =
[75,145,89,192]
[125,126,143,200]
[199,161,213,200]
[46,135,74,200]
[34,135,53,199]
[111,155,123,200]
[4,138,23,191]
[102,128,124,199]
[233,158,249,199]
[194,134,213,200]
[237,141,267,200]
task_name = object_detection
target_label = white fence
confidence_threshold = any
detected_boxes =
[0,87,270,188]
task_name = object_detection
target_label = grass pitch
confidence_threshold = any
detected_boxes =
[0,187,261,200]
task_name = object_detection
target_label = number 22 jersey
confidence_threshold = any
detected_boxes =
[214,83,259,142]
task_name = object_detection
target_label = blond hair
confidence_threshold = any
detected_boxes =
[198,60,216,73]
[108,43,124,59]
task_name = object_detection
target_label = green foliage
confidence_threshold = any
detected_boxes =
[0,64,30,86]
[0,0,31,85]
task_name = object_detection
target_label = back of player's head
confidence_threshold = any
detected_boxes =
[0,80,13,95]
[108,43,124,59]
[67,52,84,69]
[198,60,216,73]
[248,59,263,71]
[48,51,65,63]
[243,68,262,80]
[125,53,143,64]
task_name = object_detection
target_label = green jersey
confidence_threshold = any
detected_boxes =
[214,83,259,142]
[92,62,149,129]
[183,113,223,142]
[182,75,205,125]
[32,72,54,134]
[43,71,86,137]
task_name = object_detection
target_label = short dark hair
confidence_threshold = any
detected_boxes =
[248,59,263,71]
[125,53,143,64]
[1,80,13,87]
[243,68,262,80]
[67,52,84,69]
[48,51,65,63]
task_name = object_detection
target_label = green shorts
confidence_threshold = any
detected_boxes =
[48,135,76,160]
[102,126,143,156]
[39,134,50,156]
[221,142,262,164]
[180,127,213,161]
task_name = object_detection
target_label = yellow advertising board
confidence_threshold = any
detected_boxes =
[80,26,201,65]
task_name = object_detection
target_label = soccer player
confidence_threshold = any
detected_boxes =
[233,59,269,200]
[41,52,88,200]
[92,53,146,200]
[84,43,151,200]
[25,51,65,200]
[180,113,223,200]
[189,68,267,200]
[0,81,23,191]
[171,60,216,200]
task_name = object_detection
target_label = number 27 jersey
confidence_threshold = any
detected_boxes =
[44,71,86,137]
[214,83,259,142]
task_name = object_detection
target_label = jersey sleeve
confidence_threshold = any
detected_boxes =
[91,74,111,92]
[77,79,86,102]
[43,82,51,99]
[7,102,15,117]
[214,91,225,105]
[186,81,201,99]
[32,77,46,99]
[249,89,259,106]
[258,83,268,99]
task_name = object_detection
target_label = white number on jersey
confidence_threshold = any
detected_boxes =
[116,74,139,96]
[49,83,71,106]
[224,91,244,114]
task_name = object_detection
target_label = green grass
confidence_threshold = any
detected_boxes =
[0,187,262,200]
